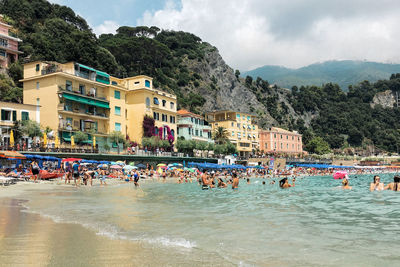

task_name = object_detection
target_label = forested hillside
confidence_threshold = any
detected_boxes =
[2,0,400,154]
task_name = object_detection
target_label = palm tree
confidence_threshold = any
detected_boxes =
[212,126,229,145]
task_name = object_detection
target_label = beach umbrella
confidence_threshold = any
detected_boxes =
[99,161,109,164]
[110,165,122,169]
[93,136,96,147]
[55,135,59,148]
[116,161,125,166]
[123,165,137,170]
[157,163,166,167]
[71,136,75,148]
[10,130,14,146]
[43,133,47,146]
[136,163,146,169]
[61,158,82,162]
[98,164,108,169]
[168,163,183,167]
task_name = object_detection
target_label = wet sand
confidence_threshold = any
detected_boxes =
[0,183,232,266]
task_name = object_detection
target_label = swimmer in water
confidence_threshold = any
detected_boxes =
[217,178,227,188]
[247,178,250,184]
[279,178,293,188]
[370,175,384,191]
[341,178,352,190]
[384,175,400,191]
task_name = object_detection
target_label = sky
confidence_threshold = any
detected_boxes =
[49,0,400,71]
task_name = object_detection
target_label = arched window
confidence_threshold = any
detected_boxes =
[146,97,150,107]
[162,100,166,107]
[154,127,159,135]
[145,80,151,88]
[153,97,159,105]
[171,129,175,137]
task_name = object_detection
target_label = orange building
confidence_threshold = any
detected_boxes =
[0,15,22,69]
[259,127,303,154]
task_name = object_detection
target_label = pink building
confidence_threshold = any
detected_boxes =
[259,127,303,154]
[0,15,22,69]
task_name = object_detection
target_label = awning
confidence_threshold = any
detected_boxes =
[96,70,110,78]
[63,93,109,109]
[63,137,71,142]
[0,151,26,159]
[78,63,96,72]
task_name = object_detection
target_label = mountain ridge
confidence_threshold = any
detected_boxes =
[243,60,400,90]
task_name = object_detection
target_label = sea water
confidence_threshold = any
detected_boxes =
[18,174,400,266]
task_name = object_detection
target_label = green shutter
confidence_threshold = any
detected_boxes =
[12,110,16,121]
[1,110,5,121]
[21,111,29,121]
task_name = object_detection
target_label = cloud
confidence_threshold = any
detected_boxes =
[93,20,120,36]
[138,0,400,70]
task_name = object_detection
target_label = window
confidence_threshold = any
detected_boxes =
[281,143,283,149]
[280,135,283,139]
[188,128,191,135]
[162,100,166,107]
[0,49,5,57]
[115,123,121,132]
[162,114,168,122]
[247,116,250,121]
[170,102,174,109]
[274,134,276,138]
[231,122,234,127]
[145,80,151,88]
[36,82,40,90]
[0,38,8,47]
[292,136,294,140]
[153,97,159,105]
[171,129,175,137]
[153,112,159,120]
[237,123,241,128]
[253,125,255,130]
[287,144,289,149]
[170,116,175,123]
[239,142,250,147]
[286,135,288,139]
[115,106,121,115]
[114,90,120,99]
[35,64,40,71]
[195,129,199,136]
[79,84,86,95]
[265,143,268,149]
[274,142,276,149]
[146,97,150,107]
[232,131,235,136]
[66,80,72,91]
[21,111,29,121]
[112,81,118,85]
[1,109,11,121]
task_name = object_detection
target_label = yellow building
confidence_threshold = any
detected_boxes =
[0,101,39,147]
[205,110,259,157]
[21,61,177,150]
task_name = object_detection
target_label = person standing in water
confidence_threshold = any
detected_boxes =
[232,173,239,189]
[384,176,400,191]
[370,175,384,191]
[279,178,293,188]
[201,170,209,190]
[341,178,352,190]
[72,161,81,187]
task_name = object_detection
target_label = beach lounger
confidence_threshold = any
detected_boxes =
[0,177,17,186]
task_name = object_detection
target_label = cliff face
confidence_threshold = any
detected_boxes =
[179,45,278,126]
[371,90,396,108]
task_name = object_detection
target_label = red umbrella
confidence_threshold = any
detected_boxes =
[61,158,82,162]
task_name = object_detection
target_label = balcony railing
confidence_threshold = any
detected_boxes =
[59,104,109,119]
[58,126,107,136]
[58,85,108,102]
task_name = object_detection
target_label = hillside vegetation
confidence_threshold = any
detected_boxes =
[2,0,400,154]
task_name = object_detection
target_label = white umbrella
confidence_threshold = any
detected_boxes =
[123,165,137,170]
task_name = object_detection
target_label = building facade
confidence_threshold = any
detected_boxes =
[259,127,303,154]
[205,110,259,157]
[176,109,213,143]
[21,61,177,150]
[0,101,40,148]
[0,15,22,69]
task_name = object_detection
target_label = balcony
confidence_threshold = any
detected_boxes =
[58,126,108,136]
[58,104,109,120]
[58,85,110,104]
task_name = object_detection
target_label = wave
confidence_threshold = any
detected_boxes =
[20,202,196,249]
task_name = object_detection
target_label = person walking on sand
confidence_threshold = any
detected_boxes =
[72,161,81,187]
[31,159,40,182]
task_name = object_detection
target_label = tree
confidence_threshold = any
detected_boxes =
[109,131,126,154]
[212,127,229,145]
[73,131,88,145]
[305,137,331,155]
[21,120,42,139]
[235,70,240,79]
